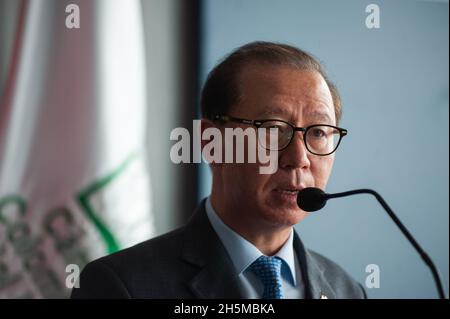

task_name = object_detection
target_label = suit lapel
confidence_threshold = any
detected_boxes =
[187,251,243,299]
[293,231,336,299]
[181,201,337,299]
[181,200,244,298]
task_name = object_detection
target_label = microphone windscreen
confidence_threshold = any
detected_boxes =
[297,187,328,212]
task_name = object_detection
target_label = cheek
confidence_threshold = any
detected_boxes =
[224,163,272,192]
[310,156,334,188]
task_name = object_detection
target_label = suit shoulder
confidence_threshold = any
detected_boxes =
[86,228,185,275]
[72,226,192,298]
[71,257,131,298]
[96,226,186,269]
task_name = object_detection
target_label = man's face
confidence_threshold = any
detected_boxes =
[215,65,336,229]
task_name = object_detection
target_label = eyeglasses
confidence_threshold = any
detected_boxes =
[214,114,348,156]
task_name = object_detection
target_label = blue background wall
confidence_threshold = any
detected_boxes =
[199,0,449,298]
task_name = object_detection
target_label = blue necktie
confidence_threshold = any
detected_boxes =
[249,256,284,299]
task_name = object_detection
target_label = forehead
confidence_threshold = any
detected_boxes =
[235,64,335,123]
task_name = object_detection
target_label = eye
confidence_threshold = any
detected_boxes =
[261,122,287,133]
[267,124,283,131]
[310,127,326,138]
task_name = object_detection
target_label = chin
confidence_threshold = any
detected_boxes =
[261,205,309,228]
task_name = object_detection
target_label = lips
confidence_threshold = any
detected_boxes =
[270,182,308,208]
[272,185,305,200]
[271,187,302,207]
[273,185,304,194]
[274,189,300,195]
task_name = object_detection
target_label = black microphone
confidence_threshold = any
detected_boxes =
[297,187,446,299]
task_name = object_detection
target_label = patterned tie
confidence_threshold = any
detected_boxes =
[248,256,284,299]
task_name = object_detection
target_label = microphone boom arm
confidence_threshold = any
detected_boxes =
[327,189,446,299]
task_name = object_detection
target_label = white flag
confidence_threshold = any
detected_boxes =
[0,0,153,298]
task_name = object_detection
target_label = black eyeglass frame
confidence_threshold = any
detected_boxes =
[213,114,348,156]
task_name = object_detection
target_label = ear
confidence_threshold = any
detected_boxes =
[200,118,222,166]
[200,118,215,150]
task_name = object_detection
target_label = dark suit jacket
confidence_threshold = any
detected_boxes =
[71,200,366,299]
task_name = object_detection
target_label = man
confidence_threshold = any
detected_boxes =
[71,42,366,299]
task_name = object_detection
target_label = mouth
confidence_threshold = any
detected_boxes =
[274,188,301,196]
[271,187,302,207]
[272,184,305,199]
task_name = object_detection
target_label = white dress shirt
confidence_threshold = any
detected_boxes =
[205,197,305,299]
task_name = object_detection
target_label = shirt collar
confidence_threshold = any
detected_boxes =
[205,197,297,285]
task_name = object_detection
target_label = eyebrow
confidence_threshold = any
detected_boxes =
[305,111,333,123]
[259,106,334,123]
[259,106,289,117]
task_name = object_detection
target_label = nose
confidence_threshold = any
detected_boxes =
[278,131,311,170]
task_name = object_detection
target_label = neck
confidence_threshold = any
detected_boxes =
[210,192,292,256]
[243,226,292,256]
